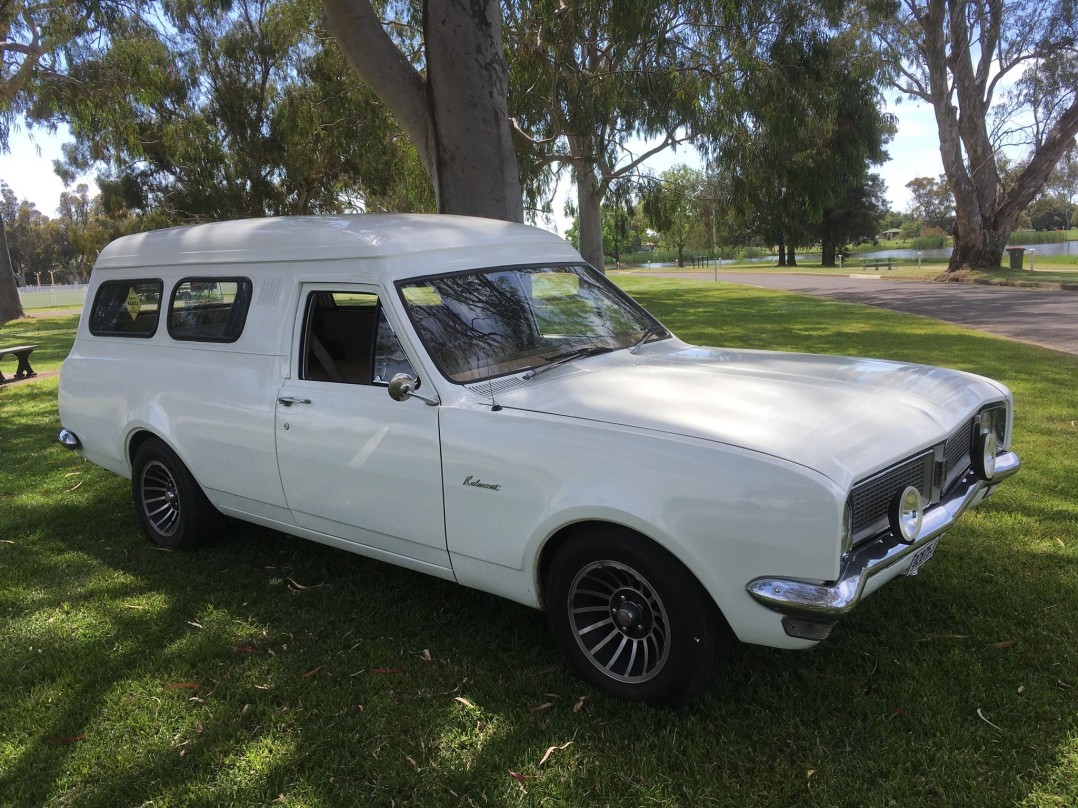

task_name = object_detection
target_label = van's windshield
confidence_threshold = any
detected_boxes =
[397,264,667,384]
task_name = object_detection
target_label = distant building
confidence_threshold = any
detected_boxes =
[879,228,901,240]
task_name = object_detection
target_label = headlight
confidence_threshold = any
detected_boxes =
[973,429,998,480]
[841,501,853,556]
[889,486,923,544]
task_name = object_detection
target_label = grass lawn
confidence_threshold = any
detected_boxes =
[2,282,1077,807]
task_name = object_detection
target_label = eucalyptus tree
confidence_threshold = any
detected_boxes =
[882,0,1078,270]
[323,0,522,221]
[54,0,428,223]
[708,14,890,266]
[642,165,705,267]
[504,0,723,270]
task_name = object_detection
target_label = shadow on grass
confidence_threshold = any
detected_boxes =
[3,290,1078,806]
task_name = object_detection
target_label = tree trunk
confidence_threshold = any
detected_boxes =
[324,0,523,222]
[821,238,836,267]
[776,240,786,267]
[786,245,797,266]
[0,212,23,324]
[575,166,604,271]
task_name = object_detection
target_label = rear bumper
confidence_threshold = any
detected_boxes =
[746,451,1020,639]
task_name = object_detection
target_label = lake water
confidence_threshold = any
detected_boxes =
[640,239,1078,267]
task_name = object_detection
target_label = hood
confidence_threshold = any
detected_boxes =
[491,344,1006,488]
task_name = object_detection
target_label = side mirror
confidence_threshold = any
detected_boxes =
[387,373,440,406]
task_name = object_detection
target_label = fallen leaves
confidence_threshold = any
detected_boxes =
[454,696,476,709]
[992,639,1016,650]
[164,682,200,691]
[233,644,256,654]
[976,708,1004,732]
[186,620,203,630]
[527,702,555,714]
[372,667,404,675]
[45,734,86,743]
[421,649,432,662]
[302,666,323,678]
[573,695,588,712]
[538,741,572,766]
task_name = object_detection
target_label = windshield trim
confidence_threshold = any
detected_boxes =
[394,262,669,386]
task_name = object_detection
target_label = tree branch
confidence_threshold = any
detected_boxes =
[322,0,433,179]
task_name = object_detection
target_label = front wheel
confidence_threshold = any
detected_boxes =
[131,438,220,550]
[545,529,731,707]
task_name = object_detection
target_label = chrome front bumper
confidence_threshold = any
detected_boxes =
[747,451,1020,640]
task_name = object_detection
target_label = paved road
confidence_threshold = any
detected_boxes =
[622,271,1078,356]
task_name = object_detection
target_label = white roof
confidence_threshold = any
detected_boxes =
[94,214,581,273]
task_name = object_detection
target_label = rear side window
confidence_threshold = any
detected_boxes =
[89,280,163,337]
[168,278,253,343]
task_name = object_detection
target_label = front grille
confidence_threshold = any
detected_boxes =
[850,450,934,538]
[942,418,974,491]
[847,408,1005,545]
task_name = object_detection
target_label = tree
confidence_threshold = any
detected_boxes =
[905,174,955,232]
[54,0,429,223]
[1027,194,1072,230]
[883,0,1078,270]
[323,0,522,222]
[505,0,723,270]
[818,173,889,265]
[708,14,890,267]
[642,165,704,267]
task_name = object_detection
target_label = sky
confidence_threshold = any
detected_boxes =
[0,99,946,231]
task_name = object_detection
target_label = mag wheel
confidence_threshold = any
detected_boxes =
[131,438,219,550]
[546,529,730,707]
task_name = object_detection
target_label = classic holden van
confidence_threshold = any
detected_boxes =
[58,215,1020,706]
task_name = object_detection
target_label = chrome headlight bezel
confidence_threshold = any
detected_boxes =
[889,485,924,545]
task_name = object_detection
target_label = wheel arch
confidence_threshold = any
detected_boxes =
[536,520,729,632]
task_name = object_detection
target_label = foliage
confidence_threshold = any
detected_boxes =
[1005,229,1073,245]
[1027,195,1073,231]
[641,165,706,267]
[706,8,891,266]
[0,181,169,283]
[504,0,723,268]
[4,289,1078,805]
[910,232,951,249]
[50,0,431,222]
[817,173,890,265]
[905,175,954,233]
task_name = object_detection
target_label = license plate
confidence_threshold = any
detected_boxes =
[906,538,939,577]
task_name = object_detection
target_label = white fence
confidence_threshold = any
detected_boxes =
[18,285,88,310]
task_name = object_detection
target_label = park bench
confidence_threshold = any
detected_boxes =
[0,344,38,384]
[861,258,894,271]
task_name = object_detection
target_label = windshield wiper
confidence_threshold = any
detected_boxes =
[629,325,665,354]
[522,345,612,381]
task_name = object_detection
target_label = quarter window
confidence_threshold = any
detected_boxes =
[89,279,163,337]
[168,278,252,342]
[301,291,415,385]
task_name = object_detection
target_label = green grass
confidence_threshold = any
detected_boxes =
[3,285,1078,807]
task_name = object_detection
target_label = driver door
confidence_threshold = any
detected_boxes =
[274,284,450,575]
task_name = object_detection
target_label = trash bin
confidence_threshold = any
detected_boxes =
[1005,246,1025,269]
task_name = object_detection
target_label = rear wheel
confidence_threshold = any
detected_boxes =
[131,438,219,550]
[545,528,730,707]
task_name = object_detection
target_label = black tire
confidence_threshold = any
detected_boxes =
[131,438,220,550]
[545,528,731,707]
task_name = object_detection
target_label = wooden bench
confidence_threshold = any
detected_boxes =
[861,259,894,271]
[0,344,37,384]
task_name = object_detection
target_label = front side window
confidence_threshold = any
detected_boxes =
[398,264,666,383]
[168,278,252,342]
[300,291,415,385]
[89,279,163,337]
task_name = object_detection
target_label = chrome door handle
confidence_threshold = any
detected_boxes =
[277,397,312,407]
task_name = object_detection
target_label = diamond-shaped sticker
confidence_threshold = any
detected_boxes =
[124,287,142,321]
